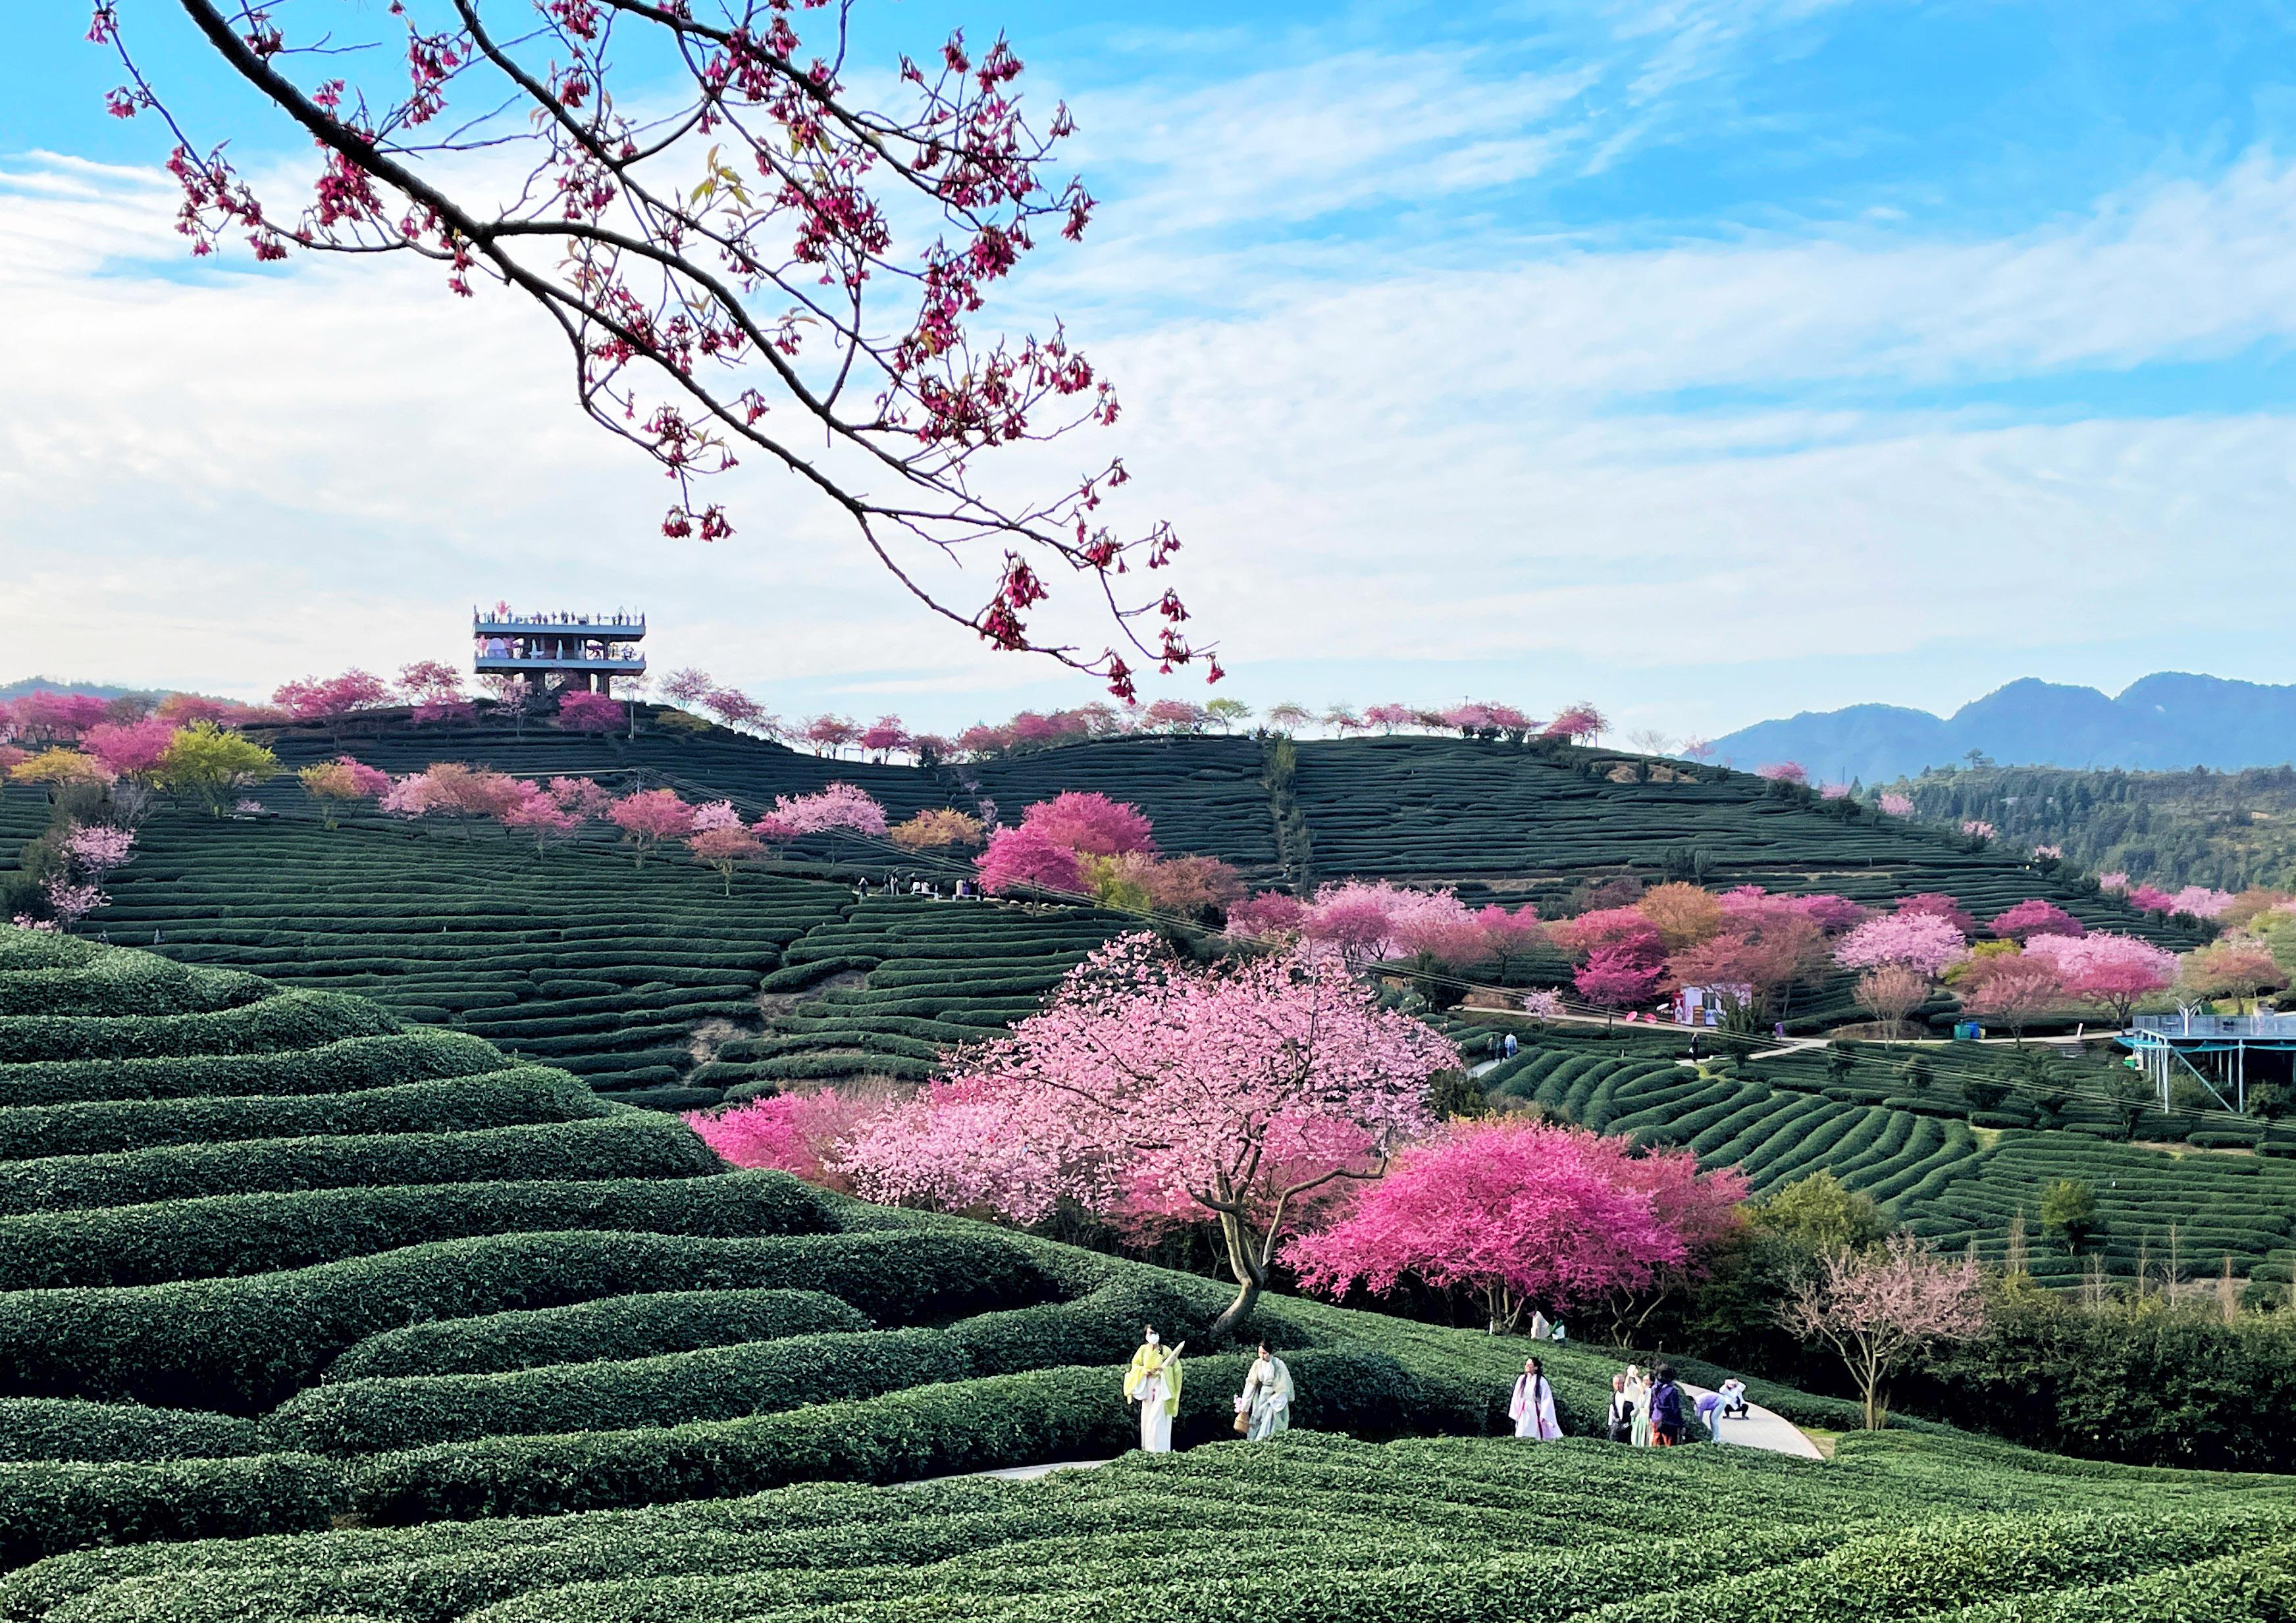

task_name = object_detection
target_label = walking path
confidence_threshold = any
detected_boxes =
[895,1380,1822,1487]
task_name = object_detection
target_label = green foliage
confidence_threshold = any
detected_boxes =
[155,723,279,816]
[1752,1171,1892,1254]
[2039,1179,2101,1254]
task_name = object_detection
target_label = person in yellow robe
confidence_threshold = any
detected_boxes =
[1122,1327,1184,1453]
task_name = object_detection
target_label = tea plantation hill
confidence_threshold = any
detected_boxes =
[1442,1021,2296,1291]
[8,931,2296,1623]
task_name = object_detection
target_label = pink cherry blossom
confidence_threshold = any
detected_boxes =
[2022,931,2179,1025]
[557,690,623,733]
[82,719,176,780]
[1879,792,1916,817]
[772,783,889,838]
[1989,898,2085,942]
[1018,791,1155,858]
[975,823,1087,896]
[841,934,1457,1335]
[1834,912,1970,978]
[1756,761,1808,785]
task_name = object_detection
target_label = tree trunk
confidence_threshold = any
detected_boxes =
[1208,1211,1266,1342]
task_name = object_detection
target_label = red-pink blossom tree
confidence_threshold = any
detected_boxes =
[842,934,1457,1335]
[1756,760,1808,785]
[2023,931,2179,1025]
[685,1087,880,1193]
[802,715,861,758]
[11,692,111,742]
[500,783,581,854]
[607,788,696,867]
[546,776,615,821]
[974,823,1086,896]
[1018,791,1155,858]
[1475,904,1547,980]
[1671,898,1831,1020]
[1544,704,1605,743]
[1957,952,2066,1041]
[557,690,624,733]
[96,1,1209,697]
[1781,1233,1987,1429]
[771,783,890,860]
[1577,942,1667,1009]
[857,715,912,761]
[1226,890,1307,941]
[1896,892,1980,939]
[1287,1117,1746,1333]
[1989,898,2086,943]
[82,719,176,782]
[273,671,393,724]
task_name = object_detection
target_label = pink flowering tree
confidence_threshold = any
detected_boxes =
[272,671,394,728]
[2127,884,2176,914]
[1577,942,1667,1010]
[557,690,624,734]
[975,823,1087,896]
[2178,939,2287,1012]
[1544,704,1605,743]
[1989,898,2086,943]
[802,716,860,758]
[1878,792,1916,817]
[688,824,765,894]
[772,783,890,861]
[607,788,696,867]
[1791,894,1871,935]
[1226,890,1307,942]
[296,756,392,828]
[1288,1117,1746,1334]
[842,935,1457,1337]
[2022,932,2179,1026]
[2097,871,2131,893]
[2166,886,2237,920]
[1898,892,1980,937]
[63,823,136,882]
[1475,904,1547,981]
[500,783,581,854]
[82,719,175,783]
[95,2,1209,698]
[1958,952,2066,1041]
[1756,761,1808,785]
[1363,704,1413,734]
[1960,819,1996,841]
[1671,900,1831,1021]
[1835,912,1971,979]
[684,1087,883,1193]
[858,716,912,762]
[1781,1234,1987,1430]
[1018,792,1155,858]
[400,659,477,725]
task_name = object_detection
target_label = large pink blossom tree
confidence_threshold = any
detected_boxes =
[1834,912,1971,979]
[607,788,696,866]
[95,0,1209,698]
[1288,1118,1747,1334]
[1019,791,1156,858]
[975,823,1086,896]
[842,934,1457,1337]
[1781,1233,1987,1430]
[1989,898,2086,943]
[2022,932,2179,1025]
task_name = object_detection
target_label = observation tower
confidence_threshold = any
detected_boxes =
[473,607,646,695]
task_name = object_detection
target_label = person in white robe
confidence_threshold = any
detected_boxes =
[1122,1327,1184,1453]
[1509,1356,1562,1441]
[1239,1343,1293,1441]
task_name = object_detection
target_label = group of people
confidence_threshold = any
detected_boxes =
[1124,1327,1748,1458]
[1122,1329,1294,1453]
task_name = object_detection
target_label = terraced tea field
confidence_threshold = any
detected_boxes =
[1470,1028,2296,1285]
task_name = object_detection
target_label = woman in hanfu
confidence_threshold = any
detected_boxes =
[1239,1343,1294,1441]
[1509,1356,1562,1441]
[1123,1327,1184,1453]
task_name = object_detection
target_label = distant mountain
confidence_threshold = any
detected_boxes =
[0,677,145,702]
[1711,673,2296,783]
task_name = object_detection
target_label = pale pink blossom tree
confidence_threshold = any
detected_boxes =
[842,934,1457,1337]
[1834,912,1970,979]
[1756,761,1808,785]
[689,800,746,834]
[2022,932,2179,1026]
[1226,890,1307,942]
[1288,1117,1748,1333]
[1544,704,1605,743]
[1960,819,1996,840]
[608,788,696,867]
[1958,952,2066,1041]
[773,784,890,860]
[500,785,581,854]
[688,824,765,894]
[63,823,136,880]
[1475,904,1547,981]
[2097,871,2131,893]
[1878,792,1916,817]
[1781,1233,1987,1430]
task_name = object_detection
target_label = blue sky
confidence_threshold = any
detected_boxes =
[4,1,2294,739]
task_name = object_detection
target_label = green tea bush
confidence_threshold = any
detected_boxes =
[0,1401,257,1463]
[0,1033,510,1108]
[323,1289,868,1383]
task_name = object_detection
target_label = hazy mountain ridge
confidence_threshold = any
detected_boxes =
[1713,673,2296,781]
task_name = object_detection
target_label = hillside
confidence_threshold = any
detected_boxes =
[6,927,2296,1620]
[1712,672,2296,781]
[1881,763,2296,892]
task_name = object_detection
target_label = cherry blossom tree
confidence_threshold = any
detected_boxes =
[1474,904,1546,981]
[2097,871,2131,893]
[1142,699,1209,733]
[1819,782,1852,800]
[494,783,577,853]
[1790,894,1871,935]
[1989,898,2086,943]
[272,671,393,724]
[1016,791,1155,859]
[1264,703,1313,734]
[685,1087,880,1193]
[2178,939,2286,1012]
[662,669,716,706]
[1897,892,1980,938]
[857,715,912,761]
[1958,952,2066,1040]
[2127,884,2176,914]
[297,756,393,827]
[1226,890,1307,941]
[546,776,615,820]
[1960,819,1996,841]
[1544,704,1605,743]
[82,719,176,782]
[2022,932,2179,1026]
[11,692,111,742]
[63,823,137,883]
[1363,704,1412,734]
[1672,896,1831,1019]
[802,715,860,758]
[772,783,891,855]
[689,800,746,834]
[2166,886,2237,920]
[688,823,765,894]
[399,659,477,725]
[1781,1233,1986,1429]
[1288,1117,1748,1333]
[974,823,1085,896]
[1878,792,1915,817]
[841,934,1457,1336]
[1576,942,1667,1010]
[95,0,1209,697]
[557,689,624,733]
[1756,761,1808,785]
[607,788,696,866]
[1834,912,1970,979]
